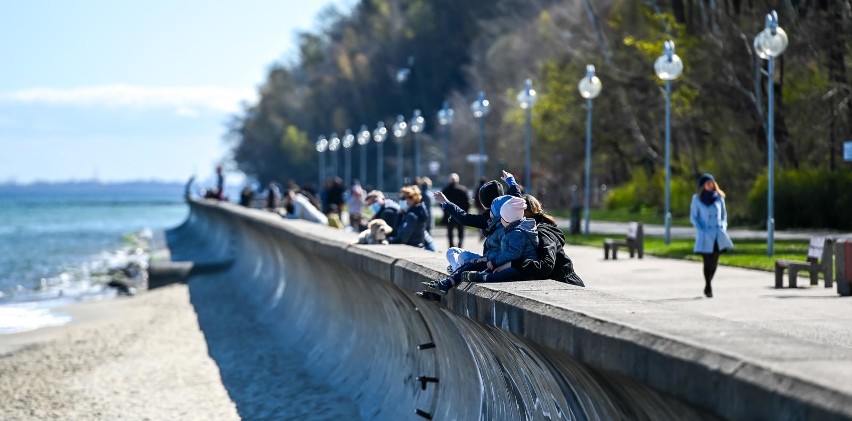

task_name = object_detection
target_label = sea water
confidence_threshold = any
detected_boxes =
[0,182,187,333]
[0,182,362,418]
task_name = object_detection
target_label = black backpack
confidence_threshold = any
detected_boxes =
[515,223,585,287]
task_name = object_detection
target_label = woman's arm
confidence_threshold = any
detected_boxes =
[440,201,488,229]
[720,197,728,231]
[689,195,701,229]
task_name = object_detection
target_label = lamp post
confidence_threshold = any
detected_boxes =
[315,135,328,187]
[437,101,454,176]
[328,133,341,178]
[470,90,490,185]
[654,40,684,245]
[372,121,388,190]
[392,115,408,188]
[342,129,355,186]
[410,109,425,177]
[516,79,538,189]
[578,65,602,235]
[754,10,788,256]
[357,125,370,185]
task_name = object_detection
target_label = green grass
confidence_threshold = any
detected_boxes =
[564,233,808,272]
[550,208,692,226]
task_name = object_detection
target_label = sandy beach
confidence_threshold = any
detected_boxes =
[0,284,239,421]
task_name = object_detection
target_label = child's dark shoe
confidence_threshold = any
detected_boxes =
[422,277,454,294]
[461,271,485,283]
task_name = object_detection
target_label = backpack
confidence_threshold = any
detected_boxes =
[515,223,585,287]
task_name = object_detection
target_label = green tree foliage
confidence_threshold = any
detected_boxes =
[227,0,851,227]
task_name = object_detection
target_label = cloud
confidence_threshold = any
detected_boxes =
[0,85,256,114]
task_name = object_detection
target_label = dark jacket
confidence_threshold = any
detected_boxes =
[421,188,434,231]
[513,221,585,287]
[372,200,402,233]
[441,182,470,224]
[389,202,433,248]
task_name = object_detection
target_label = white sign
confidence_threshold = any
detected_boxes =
[465,154,489,164]
[428,161,440,175]
[844,141,852,162]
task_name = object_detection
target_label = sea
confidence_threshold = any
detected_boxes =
[0,181,188,334]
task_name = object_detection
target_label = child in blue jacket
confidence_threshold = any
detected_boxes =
[461,195,538,283]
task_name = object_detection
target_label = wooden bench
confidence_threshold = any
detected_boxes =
[603,222,644,260]
[774,237,834,288]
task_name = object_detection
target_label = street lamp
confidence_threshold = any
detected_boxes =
[517,79,538,189]
[578,64,602,235]
[410,109,425,177]
[372,121,388,191]
[470,90,490,185]
[437,101,454,175]
[392,115,408,188]
[754,10,788,256]
[328,133,341,178]
[315,135,328,187]
[357,125,370,185]
[654,40,683,245]
[343,129,355,186]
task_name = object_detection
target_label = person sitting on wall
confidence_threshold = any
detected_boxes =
[459,196,538,284]
[364,190,402,235]
[281,190,329,225]
[387,185,436,251]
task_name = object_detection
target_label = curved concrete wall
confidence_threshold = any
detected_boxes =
[168,200,852,420]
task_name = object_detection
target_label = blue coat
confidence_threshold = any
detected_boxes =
[690,194,734,253]
[490,219,539,267]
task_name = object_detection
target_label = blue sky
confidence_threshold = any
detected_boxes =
[0,0,350,184]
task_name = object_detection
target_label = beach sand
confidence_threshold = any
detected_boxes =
[0,284,239,420]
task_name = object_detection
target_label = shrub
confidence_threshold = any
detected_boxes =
[605,170,694,216]
[747,169,852,230]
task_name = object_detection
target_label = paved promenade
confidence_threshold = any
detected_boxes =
[430,226,852,350]
[549,218,852,240]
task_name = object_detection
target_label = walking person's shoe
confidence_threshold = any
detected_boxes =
[703,284,713,298]
[461,271,486,283]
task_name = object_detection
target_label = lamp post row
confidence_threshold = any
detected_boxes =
[313,10,785,253]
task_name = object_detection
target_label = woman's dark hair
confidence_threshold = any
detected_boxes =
[477,180,504,210]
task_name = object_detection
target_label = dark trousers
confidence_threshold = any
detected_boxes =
[447,220,465,248]
[484,267,523,283]
[451,260,487,284]
[701,242,721,284]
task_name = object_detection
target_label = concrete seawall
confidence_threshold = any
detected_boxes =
[166,199,852,420]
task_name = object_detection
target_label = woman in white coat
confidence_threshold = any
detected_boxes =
[690,173,734,298]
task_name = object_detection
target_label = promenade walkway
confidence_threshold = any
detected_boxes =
[550,218,852,240]
[430,225,852,350]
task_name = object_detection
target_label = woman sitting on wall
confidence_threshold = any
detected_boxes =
[387,185,436,251]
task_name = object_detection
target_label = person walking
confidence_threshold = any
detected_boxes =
[417,177,435,233]
[690,173,734,298]
[441,173,471,248]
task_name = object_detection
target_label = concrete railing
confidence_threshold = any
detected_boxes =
[165,199,852,420]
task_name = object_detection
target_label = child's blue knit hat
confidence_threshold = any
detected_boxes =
[490,195,513,219]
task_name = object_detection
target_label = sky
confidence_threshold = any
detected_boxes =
[0,0,350,185]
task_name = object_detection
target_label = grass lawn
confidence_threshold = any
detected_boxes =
[550,208,692,227]
[564,233,808,272]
